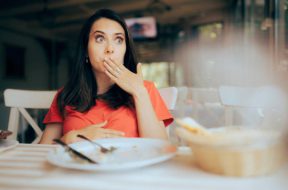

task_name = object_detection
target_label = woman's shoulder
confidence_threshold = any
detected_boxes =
[56,87,64,93]
[53,87,64,97]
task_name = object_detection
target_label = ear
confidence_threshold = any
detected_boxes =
[137,63,143,79]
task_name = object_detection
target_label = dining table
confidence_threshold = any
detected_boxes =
[0,143,287,190]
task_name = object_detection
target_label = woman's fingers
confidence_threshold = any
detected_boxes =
[107,57,124,70]
[103,57,124,79]
[102,132,124,138]
[80,128,125,141]
[86,120,108,129]
[100,128,125,138]
[104,62,119,80]
[103,57,144,96]
[99,128,125,137]
[137,63,143,79]
[95,120,108,127]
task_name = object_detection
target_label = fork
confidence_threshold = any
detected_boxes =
[53,139,98,164]
[77,134,116,153]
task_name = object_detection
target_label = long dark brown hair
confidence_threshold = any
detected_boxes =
[57,9,138,117]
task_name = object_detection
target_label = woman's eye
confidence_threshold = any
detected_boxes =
[116,37,124,44]
[95,36,104,43]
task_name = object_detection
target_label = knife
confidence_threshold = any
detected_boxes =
[53,139,98,164]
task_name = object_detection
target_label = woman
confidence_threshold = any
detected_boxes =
[39,9,173,144]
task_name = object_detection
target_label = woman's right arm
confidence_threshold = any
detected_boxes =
[39,123,62,144]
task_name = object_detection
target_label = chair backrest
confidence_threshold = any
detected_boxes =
[158,87,178,138]
[158,87,178,111]
[4,89,57,143]
[188,87,220,104]
[175,86,188,105]
[219,85,285,108]
[218,85,287,125]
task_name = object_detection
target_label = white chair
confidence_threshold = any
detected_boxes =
[175,86,188,105]
[158,87,178,139]
[4,87,178,143]
[158,87,178,110]
[4,89,57,143]
[189,87,220,104]
[219,85,287,126]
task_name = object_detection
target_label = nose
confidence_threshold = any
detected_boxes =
[105,43,114,54]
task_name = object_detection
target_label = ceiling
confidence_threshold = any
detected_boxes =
[0,0,235,42]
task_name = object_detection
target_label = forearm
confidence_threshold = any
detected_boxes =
[133,87,168,140]
[39,124,62,144]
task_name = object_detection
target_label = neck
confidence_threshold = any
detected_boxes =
[94,72,114,95]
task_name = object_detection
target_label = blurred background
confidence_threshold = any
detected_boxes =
[0,0,287,143]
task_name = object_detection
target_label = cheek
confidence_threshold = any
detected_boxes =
[88,44,104,62]
[87,45,105,72]
[117,46,126,63]
[90,58,105,73]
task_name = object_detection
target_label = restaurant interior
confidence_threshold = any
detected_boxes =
[1,0,287,140]
[0,1,288,189]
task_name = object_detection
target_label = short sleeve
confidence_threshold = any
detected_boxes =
[43,90,63,124]
[144,81,174,127]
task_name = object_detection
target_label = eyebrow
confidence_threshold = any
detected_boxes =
[92,30,125,36]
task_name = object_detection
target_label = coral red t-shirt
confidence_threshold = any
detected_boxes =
[43,81,173,137]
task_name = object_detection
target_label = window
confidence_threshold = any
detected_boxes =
[196,22,223,44]
[141,62,170,88]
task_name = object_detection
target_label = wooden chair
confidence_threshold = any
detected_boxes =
[4,89,57,143]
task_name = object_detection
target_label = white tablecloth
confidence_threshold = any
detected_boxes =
[0,144,287,190]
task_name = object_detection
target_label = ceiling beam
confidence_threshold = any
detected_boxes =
[0,0,105,17]
[0,0,231,40]
[188,9,227,25]
[158,0,228,23]
[54,0,150,24]
[0,19,66,41]
[53,0,196,24]
[51,0,229,34]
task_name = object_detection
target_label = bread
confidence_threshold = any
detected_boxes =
[175,117,211,136]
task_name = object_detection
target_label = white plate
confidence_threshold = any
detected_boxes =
[47,138,177,171]
[0,139,19,153]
